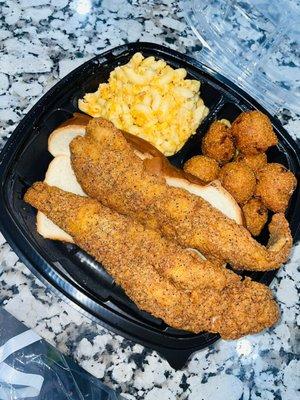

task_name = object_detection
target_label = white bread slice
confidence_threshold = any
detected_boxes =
[165,177,243,225]
[37,155,86,242]
[48,125,86,157]
[44,155,86,196]
[37,212,73,242]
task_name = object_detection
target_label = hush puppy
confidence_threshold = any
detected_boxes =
[231,111,278,155]
[202,121,235,164]
[219,161,256,205]
[236,153,267,175]
[256,163,297,212]
[184,155,220,183]
[242,198,268,237]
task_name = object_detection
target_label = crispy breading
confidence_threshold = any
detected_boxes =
[242,198,268,237]
[256,163,297,213]
[70,118,292,271]
[202,121,235,164]
[183,155,220,183]
[24,182,279,339]
[231,111,278,155]
[236,152,267,175]
[219,161,256,205]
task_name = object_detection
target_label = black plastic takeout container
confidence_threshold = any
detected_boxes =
[0,43,299,370]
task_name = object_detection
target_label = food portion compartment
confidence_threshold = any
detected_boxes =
[213,101,246,122]
[70,66,111,111]
[186,71,225,110]
[169,97,228,167]
[43,109,75,132]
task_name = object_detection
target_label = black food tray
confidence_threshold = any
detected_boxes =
[0,43,299,370]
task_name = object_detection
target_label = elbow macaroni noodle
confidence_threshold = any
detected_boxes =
[78,52,209,156]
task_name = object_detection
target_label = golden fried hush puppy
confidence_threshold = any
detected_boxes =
[242,198,268,237]
[183,155,220,183]
[202,121,235,164]
[219,161,256,205]
[231,111,278,155]
[256,163,297,213]
[237,153,267,175]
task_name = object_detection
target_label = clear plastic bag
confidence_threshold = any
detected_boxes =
[182,0,300,114]
[0,307,122,400]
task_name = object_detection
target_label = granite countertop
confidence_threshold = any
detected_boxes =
[0,1,299,399]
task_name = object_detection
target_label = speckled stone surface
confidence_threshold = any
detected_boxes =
[0,1,299,399]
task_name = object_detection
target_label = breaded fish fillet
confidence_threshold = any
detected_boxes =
[70,118,292,271]
[25,182,279,339]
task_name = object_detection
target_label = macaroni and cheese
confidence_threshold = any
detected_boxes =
[78,52,209,156]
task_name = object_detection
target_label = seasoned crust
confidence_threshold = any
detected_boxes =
[202,121,235,164]
[183,155,220,183]
[231,111,278,155]
[70,117,292,271]
[236,152,267,175]
[256,163,297,212]
[242,198,268,237]
[25,182,279,339]
[219,161,256,205]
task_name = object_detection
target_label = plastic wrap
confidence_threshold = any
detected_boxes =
[182,0,300,114]
[0,307,122,400]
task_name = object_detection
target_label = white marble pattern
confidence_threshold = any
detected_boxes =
[0,1,299,399]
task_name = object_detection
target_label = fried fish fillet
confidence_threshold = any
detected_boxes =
[70,118,292,271]
[25,182,279,339]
